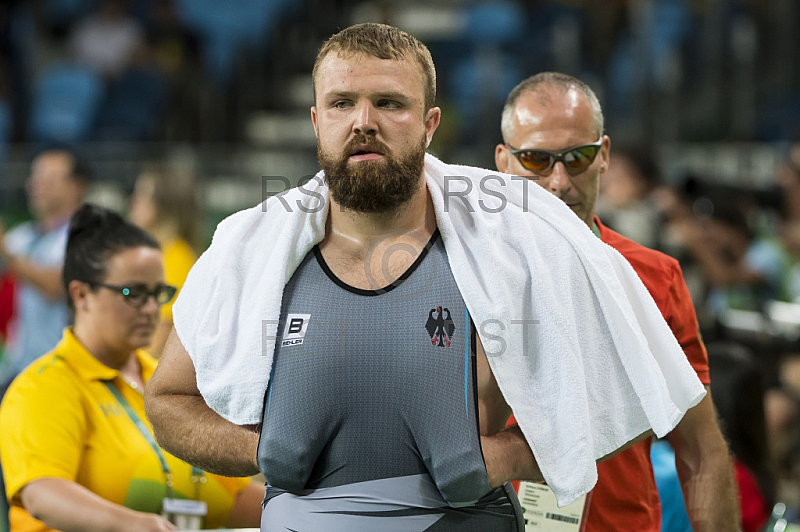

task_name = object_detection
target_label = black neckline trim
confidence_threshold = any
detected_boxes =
[313,229,440,296]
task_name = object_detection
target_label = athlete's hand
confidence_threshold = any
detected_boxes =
[481,425,542,488]
[481,433,512,488]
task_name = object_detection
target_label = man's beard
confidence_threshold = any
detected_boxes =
[318,134,427,214]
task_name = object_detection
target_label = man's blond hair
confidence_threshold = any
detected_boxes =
[312,23,436,111]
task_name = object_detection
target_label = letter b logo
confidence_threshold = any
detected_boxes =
[281,313,311,347]
[288,318,304,334]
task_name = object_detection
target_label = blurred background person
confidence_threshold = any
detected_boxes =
[595,145,662,250]
[0,204,263,531]
[669,198,787,320]
[0,147,89,391]
[128,166,198,357]
[765,197,800,504]
[68,0,146,81]
[775,142,800,225]
[651,342,773,532]
[657,172,798,523]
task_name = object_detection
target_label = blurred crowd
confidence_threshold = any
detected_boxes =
[0,0,799,156]
[596,142,800,525]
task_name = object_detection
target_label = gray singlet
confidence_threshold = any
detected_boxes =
[256,230,524,531]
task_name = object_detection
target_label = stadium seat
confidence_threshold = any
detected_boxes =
[173,0,301,86]
[30,64,104,143]
[94,68,169,141]
[42,0,96,30]
[462,0,526,46]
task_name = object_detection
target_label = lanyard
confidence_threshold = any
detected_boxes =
[103,380,206,499]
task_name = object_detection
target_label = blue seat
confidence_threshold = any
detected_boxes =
[650,0,692,64]
[30,64,104,143]
[443,1,527,147]
[174,0,298,85]
[94,69,168,141]
[462,0,527,46]
[448,51,522,146]
[606,0,691,115]
[42,0,96,29]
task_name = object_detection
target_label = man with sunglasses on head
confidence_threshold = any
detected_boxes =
[495,72,740,532]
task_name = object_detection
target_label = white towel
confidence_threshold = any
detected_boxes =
[172,153,705,506]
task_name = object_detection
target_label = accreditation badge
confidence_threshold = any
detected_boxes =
[162,498,208,530]
[518,481,591,531]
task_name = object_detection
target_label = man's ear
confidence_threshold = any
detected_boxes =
[495,144,511,173]
[599,135,611,174]
[424,107,441,147]
[310,106,319,139]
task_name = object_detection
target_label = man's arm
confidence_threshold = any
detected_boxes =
[667,386,740,532]
[477,337,652,488]
[475,335,543,486]
[3,256,65,300]
[143,329,260,477]
[0,223,63,300]
[481,424,542,487]
[481,424,653,488]
[671,217,766,288]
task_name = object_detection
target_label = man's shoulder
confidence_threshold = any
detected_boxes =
[8,220,69,263]
[598,220,680,280]
[4,221,37,247]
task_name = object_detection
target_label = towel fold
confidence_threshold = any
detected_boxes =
[172,153,705,506]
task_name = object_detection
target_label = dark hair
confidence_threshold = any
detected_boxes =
[707,342,775,506]
[33,144,92,186]
[63,204,160,308]
[706,197,754,240]
[611,145,661,190]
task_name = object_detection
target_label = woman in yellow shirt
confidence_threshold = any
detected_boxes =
[0,204,263,531]
[129,166,199,358]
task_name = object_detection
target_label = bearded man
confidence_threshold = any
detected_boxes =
[145,23,706,532]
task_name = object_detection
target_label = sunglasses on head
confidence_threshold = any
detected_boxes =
[89,282,177,308]
[507,138,603,176]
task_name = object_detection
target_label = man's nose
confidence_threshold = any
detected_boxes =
[353,101,377,136]
[546,162,572,196]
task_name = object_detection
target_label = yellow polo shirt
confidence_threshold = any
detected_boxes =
[0,329,251,531]
[161,238,197,323]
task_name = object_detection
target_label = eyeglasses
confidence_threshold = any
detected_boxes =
[507,139,603,176]
[89,282,177,308]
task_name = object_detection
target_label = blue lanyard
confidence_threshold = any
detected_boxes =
[103,380,206,499]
